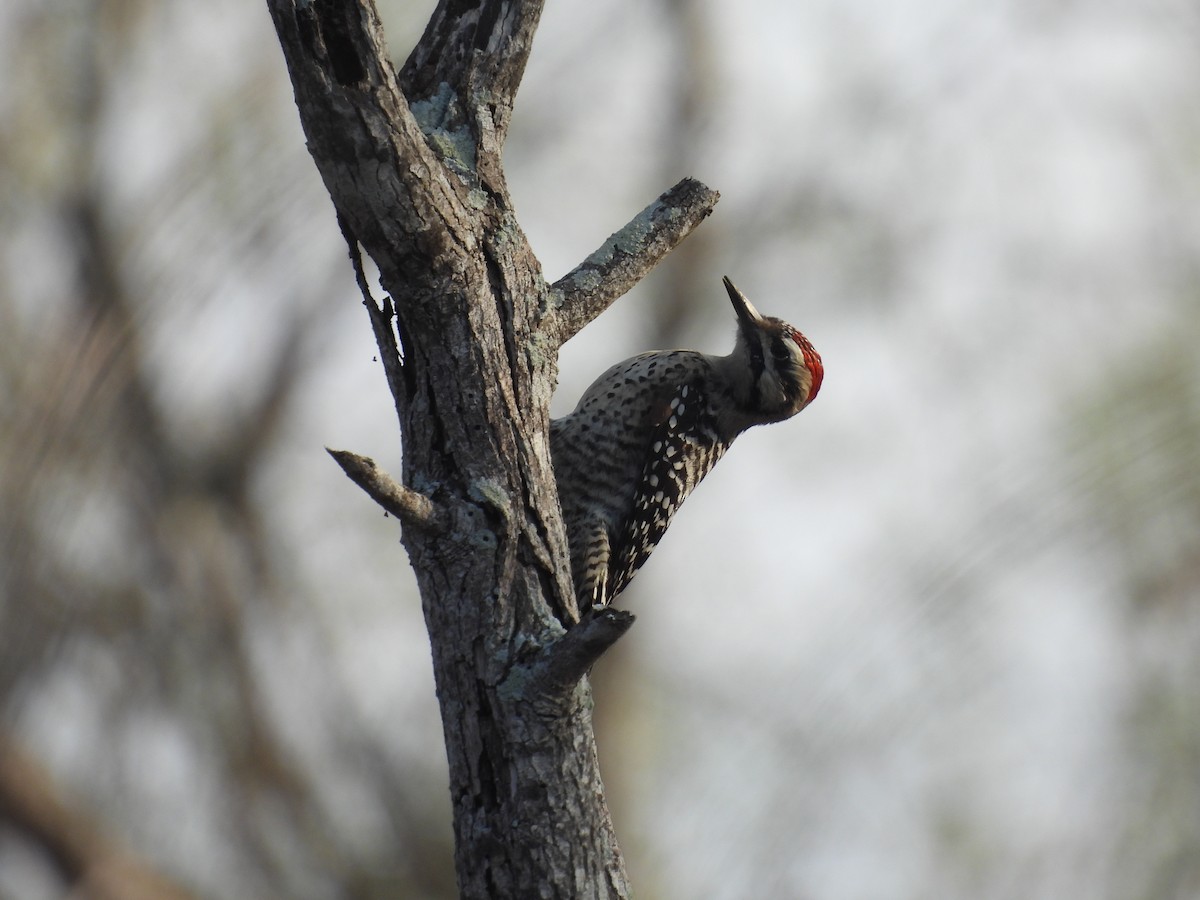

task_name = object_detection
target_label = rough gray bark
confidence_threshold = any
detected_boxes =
[266,1,719,896]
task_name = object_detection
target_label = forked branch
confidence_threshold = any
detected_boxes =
[402,0,547,147]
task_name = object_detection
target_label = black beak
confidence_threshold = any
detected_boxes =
[723,276,765,328]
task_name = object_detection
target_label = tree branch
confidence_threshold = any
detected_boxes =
[327,449,444,532]
[402,0,546,148]
[337,213,411,423]
[270,0,676,893]
[513,608,637,706]
[548,177,720,347]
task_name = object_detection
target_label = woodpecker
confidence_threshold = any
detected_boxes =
[550,276,823,609]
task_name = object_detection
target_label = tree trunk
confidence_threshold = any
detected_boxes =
[266,1,718,895]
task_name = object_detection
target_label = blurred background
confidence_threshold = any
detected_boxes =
[3,0,1199,897]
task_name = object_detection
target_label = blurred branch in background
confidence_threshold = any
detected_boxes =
[0,736,197,900]
[646,0,721,347]
[0,0,456,896]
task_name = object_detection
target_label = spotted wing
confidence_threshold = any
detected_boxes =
[609,378,727,599]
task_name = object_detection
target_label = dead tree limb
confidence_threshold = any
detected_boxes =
[266,1,718,895]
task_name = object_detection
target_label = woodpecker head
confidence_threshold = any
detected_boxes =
[722,276,823,422]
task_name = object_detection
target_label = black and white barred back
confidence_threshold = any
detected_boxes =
[550,277,823,610]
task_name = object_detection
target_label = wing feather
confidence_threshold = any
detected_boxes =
[609,378,727,597]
